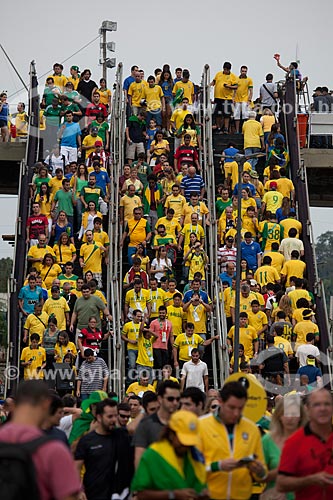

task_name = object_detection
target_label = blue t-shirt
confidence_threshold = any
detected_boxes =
[160,81,173,98]
[123,75,135,92]
[0,102,9,121]
[219,273,234,287]
[146,128,157,150]
[18,285,43,315]
[54,223,73,243]
[233,182,256,197]
[60,122,81,148]
[90,171,110,193]
[183,290,210,305]
[180,174,205,201]
[241,241,262,271]
[223,147,239,163]
[297,365,322,384]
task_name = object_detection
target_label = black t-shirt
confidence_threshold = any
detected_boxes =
[132,412,164,449]
[77,80,98,104]
[75,429,133,500]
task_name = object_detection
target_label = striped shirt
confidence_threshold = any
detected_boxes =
[78,358,109,394]
[180,174,205,201]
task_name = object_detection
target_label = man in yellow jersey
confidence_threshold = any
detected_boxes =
[243,111,265,170]
[198,381,267,500]
[81,127,104,158]
[260,213,283,251]
[119,184,142,224]
[173,322,218,369]
[148,277,166,320]
[180,192,210,226]
[211,61,238,132]
[167,293,185,337]
[126,373,155,397]
[124,278,151,322]
[128,71,147,115]
[164,278,183,306]
[261,181,284,215]
[27,234,55,272]
[234,66,253,133]
[264,242,285,273]
[227,312,259,359]
[142,75,165,127]
[178,212,205,249]
[23,302,49,345]
[47,63,67,91]
[170,98,192,149]
[164,186,186,222]
[276,167,295,201]
[272,324,294,358]
[82,218,110,264]
[281,250,306,286]
[254,255,280,286]
[136,320,159,383]
[156,208,182,239]
[43,285,70,332]
[20,333,46,380]
[294,309,319,348]
[288,278,312,309]
[223,277,236,330]
[172,69,195,105]
[230,283,259,324]
[183,292,210,340]
[120,207,152,264]
[79,230,106,289]
[15,102,28,139]
[121,309,143,375]
[247,300,268,351]
[279,209,302,238]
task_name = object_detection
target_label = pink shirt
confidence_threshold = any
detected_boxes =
[150,318,173,350]
[0,423,81,500]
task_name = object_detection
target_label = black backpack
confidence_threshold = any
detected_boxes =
[0,435,51,500]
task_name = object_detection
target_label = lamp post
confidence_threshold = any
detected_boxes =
[99,21,117,80]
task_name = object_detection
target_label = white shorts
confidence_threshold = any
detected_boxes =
[60,146,78,163]
[233,102,250,120]
[126,142,145,160]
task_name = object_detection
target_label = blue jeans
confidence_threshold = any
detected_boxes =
[128,246,137,265]
[244,147,261,169]
[127,349,138,384]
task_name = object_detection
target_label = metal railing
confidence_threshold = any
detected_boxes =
[108,63,125,396]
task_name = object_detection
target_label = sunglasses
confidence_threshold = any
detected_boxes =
[210,404,219,410]
[165,396,180,402]
[119,414,130,419]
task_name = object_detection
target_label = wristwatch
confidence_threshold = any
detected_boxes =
[168,492,175,500]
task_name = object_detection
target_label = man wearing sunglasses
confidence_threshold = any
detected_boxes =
[133,380,180,468]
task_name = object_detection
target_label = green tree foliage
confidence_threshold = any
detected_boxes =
[316,231,333,306]
[0,258,12,293]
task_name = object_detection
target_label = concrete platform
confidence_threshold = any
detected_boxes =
[301,149,333,169]
[0,142,26,162]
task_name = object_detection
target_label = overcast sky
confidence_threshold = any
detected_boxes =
[1,0,333,259]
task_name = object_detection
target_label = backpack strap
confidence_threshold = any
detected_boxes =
[0,435,51,454]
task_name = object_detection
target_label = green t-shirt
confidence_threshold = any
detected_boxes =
[262,433,294,500]
[54,189,74,216]
[91,120,109,145]
[61,103,80,115]
[73,295,106,329]
[34,176,50,194]
[132,161,152,184]
[215,197,232,218]
[44,105,61,127]
[43,86,61,106]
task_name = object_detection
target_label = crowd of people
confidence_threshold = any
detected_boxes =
[1,57,329,500]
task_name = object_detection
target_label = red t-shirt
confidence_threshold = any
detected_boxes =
[85,103,108,123]
[0,423,81,500]
[278,423,333,500]
[174,145,199,171]
[27,215,49,239]
[79,327,103,349]
[150,318,173,350]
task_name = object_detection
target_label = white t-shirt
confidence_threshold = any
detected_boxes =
[181,360,208,392]
[295,343,320,367]
[58,414,73,439]
[279,238,304,261]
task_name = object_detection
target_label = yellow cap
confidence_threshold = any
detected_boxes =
[169,410,200,447]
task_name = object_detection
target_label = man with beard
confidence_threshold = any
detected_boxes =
[75,398,133,500]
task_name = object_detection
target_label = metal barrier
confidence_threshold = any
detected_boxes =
[108,63,125,396]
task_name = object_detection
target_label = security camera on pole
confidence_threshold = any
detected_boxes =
[99,20,117,80]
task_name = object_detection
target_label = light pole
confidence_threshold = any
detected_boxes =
[99,21,117,80]
[218,152,265,372]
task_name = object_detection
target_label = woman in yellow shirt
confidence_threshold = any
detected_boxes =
[133,243,151,274]
[39,254,62,289]
[177,114,201,148]
[54,331,77,363]
[53,232,77,266]
[35,182,53,235]
[150,131,170,160]
[241,187,257,213]
[98,78,112,110]
[78,201,102,240]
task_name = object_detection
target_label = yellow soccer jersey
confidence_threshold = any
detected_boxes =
[53,243,76,265]
[48,177,64,196]
[181,223,205,247]
[213,71,238,100]
[167,305,185,337]
[54,341,77,362]
[137,334,154,367]
[82,230,110,247]
[122,321,141,351]
[128,81,147,107]
[47,74,67,90]
[173,333,205,361]
[263,251,285,273]
[126,382,155,395]
[228,325,258,358]
[142,85,164,110]
[42,297,69,331]
[188,252,206,281]
[235,76,253,102]
[21,346,46,379]
[247,310,268,334]
[156,216,182,238]
[79,241,104,274]
[281,260,306,286]
[262,191,284,214]
[149,288,166,318]
[164,195,187,221]
[294,320,319,347]
[276,177,294,198]
[82,134,104,157]
[170,108,190,130]
[24,312,49,344]
[182,202,209,225]
[172,81,195,104]
[27,245,55,272]
[185,304,207,334]
[254,265,280,286]
[125,288,150,313]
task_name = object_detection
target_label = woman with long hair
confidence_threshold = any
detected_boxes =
[98,78,112,111]
[241,258,249,281]
[42,315,59,369]
[204,396,220,414]
[84,270,94,284]
[150,246,173,282]
[261,395,307,499]
[53,231,77,266]
[35,181,53,234]
[182,232,200,282]
[149,131,170,161]
[276,197,291,223]
[78,200,102,240]
[72,163,89,228]
[54,331,77,363]
[177,113,201,148]
[33,165,50,195]
[52,210,74,244]
[133,243,150,274]
[271,294,293,324]
[39,253,62,289]
[159,70,173,131]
